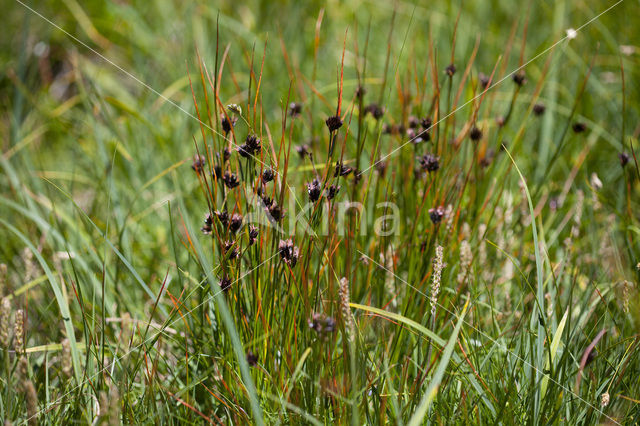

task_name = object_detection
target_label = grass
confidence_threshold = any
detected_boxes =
[1,0,639,424]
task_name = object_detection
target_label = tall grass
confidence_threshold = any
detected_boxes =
[1,0,639,424]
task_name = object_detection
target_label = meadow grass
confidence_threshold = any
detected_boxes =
[1,0,639,424]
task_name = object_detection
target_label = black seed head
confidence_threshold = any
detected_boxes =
[470,126,483,141]
[245,134,261,153]
[295,144,310,159]
[326,115,343,132]
[364,103,385,120]
[419,154,440,172]
[445,63,457,77]
[221,114,237,134]
[429,206,445,224]
[309,313,336,336]
[191,155,206,173]
[212,165,222,180]
[262,168,275,183]
[408,116,420,129]
[278,239,299,267]
[307,178,322,202]
[223,240,239,260]
[479,72,491,89]
[214,209,229,226]
[512,71,526,86]
[533,103,546,116]
[268,203,284,221]
[572,122,587,133]
[201,213,213,235]
[229,213,243,233]
[421,117,433,130]
[619,152,630,167]
[223,147,231,162]
[246,350,258,367]
[355,85,366,99]
[288,102,303,117]
[237,144,251,158]
[334,162,353,177]
[220,276,232,293]
[223,171,240,189]
[326,184,340,200]
[248,225,259,245]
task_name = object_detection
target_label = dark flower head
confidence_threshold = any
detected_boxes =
[512,71,526,86]
[229,213,243,233]
[479,72,491,89]
[326,184,340,200]
[262,168,275,183]
[326,115,343,132]
[355,85,366,99]
[223,171,240,189]
[407,128,427,144]
[246,350,258,367]
[307,178,322,202]
[223,240,239,260]
[572,122,587,133]
[212,164,222,180]
[191,155,206,174]
[309,313,336,337]
[268,203,284,222]
[219,276,232,293]
[470,126,483,141]
[223,147,231,162]
[201,213,213,235]
[221,114,237,134]
[445,63,456,77]
[408,116,420,129]
[248,225,259,245]
[533,103,546,116]
[375,160,388,177]
[619,152,630,167]
[419,154,440,172]
[364,103,385,120]
[334,161,353,177]
[295,144,310,159]
[237,144,251,158]
[214,209,229,226]
[429,206,445,224]
[421,117,433,130]
[278,239,299,267]
[245,134,261,152]
[288,102,303,117]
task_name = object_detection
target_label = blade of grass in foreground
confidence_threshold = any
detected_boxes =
[504,146,547,422]
[407,299,469,426]
[179,203,265,426]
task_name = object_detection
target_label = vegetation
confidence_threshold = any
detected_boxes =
[1,0,639,424]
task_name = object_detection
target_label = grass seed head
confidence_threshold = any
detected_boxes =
[0,297,11,349]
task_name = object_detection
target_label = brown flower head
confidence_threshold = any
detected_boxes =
[326,115,343,132]
[191,155,206,174]
[229,213,243,233]
[429,206,445,224]
[419,154,440,172]
[278,239,299,267]
[223,171,240,189]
